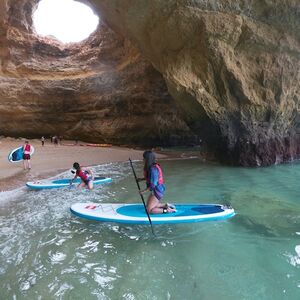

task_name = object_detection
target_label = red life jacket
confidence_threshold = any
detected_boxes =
[144,163,164,185]
[76,169,89,181]
[24,144,31,153]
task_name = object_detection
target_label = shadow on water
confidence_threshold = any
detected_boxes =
[68,216,221,244]
[221,189,300,238]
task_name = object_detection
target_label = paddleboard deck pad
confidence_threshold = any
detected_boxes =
[8,146,35,162]
[26,177,112,189]
[70,203,235,224]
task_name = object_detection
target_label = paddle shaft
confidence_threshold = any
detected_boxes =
[129,158,155,235]
[69,178,74,189]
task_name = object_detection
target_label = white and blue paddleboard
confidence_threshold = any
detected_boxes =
[8,145,35,162]
[26,176,112,190]
[70,203,235,224]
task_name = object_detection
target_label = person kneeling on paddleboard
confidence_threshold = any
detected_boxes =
[139,150,175,214]
[71,162,94,190]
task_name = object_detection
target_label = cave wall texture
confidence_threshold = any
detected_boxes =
[1,0,300,166]
[0,0,193,148]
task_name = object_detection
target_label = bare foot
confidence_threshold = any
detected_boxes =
[164,203,176,213]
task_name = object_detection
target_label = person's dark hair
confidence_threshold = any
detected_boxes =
[73,162,80,170]
[143,150,156,171]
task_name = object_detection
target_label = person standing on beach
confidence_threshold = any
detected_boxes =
[53,136,58,146]
[23,140,32,170]
[139,150,175,214]
[41,136,45,146]
[71,162,94,190]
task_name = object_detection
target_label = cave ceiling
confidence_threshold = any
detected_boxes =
[0,0,300,166]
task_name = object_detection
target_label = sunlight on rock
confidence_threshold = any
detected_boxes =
[33,0,99,43]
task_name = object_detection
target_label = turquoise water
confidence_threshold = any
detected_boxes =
[0,159,300,299]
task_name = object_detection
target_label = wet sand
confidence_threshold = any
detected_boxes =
[0,138,162,192]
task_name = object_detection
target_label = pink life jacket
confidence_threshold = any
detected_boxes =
[24,144,31,154]
[76,169,89,181]
[144,163,164,185]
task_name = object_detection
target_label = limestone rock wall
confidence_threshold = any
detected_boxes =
[93,0,300,165]
[0,0,194,147]
[1,0,300,165]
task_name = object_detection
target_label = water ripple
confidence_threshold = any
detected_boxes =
[1,160,300,299]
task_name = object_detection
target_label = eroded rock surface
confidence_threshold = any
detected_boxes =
[93,0,300,166]
[0,0,194,147]
[1,0,300,165]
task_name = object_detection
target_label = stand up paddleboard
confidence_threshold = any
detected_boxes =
[26,176,112,190]
[8,146,35,163]
[70,203,235,224]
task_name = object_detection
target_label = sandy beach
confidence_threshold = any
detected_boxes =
[0,137,165,192]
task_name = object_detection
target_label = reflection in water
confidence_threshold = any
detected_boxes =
[0,159,300,299]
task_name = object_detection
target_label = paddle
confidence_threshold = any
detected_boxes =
[129,158,155,236]
[68,177,75,189]
[69,170,76,188]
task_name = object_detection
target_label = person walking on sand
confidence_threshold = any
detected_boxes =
[23,140,32,170]
[139,150,175,214]
[70,162,94,190]
[41,136,45,146]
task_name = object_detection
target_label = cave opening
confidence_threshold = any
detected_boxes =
[33,0,99,44]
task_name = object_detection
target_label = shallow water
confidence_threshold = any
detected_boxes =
[0,159,300,299]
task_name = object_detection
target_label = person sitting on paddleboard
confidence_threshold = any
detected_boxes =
[139,150,175,214]
[23,140,32,170]
[71,162,94,190]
